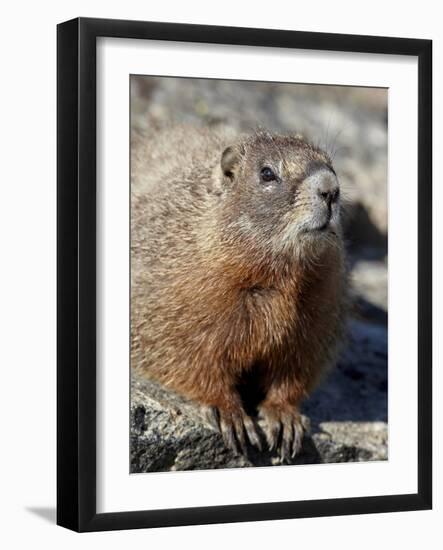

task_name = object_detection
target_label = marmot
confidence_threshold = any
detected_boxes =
[131,125,347,460]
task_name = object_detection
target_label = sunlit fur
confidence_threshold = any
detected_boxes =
[131,125,348,455]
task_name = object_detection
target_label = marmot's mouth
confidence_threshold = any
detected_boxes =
[313,211,332,232]
[317,220,330,231]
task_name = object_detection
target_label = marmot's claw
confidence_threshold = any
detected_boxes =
[283,413,304,459]
[200,404,221,431]
[259,406,304,461]
[202,405,261,456]
[220,416,240,454]
[264,418,281,452]
[243,415,262,451]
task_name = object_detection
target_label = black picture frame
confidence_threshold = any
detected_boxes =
[57,17,432,532]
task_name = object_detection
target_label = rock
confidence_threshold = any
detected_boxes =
[130,319,387,473]
[130,376,251,472]
[350,258,387,310]
[349,257,388,325]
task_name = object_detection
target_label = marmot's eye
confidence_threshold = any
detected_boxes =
[260,166,276,182]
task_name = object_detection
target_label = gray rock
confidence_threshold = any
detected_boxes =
[348,257,388,325]
[130,319,387,473]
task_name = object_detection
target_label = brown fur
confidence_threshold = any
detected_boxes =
[131,125,347,459]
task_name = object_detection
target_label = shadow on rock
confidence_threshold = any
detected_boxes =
[303,319,387,425]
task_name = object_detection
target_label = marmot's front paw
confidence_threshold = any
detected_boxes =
[258,405,305,461]
[201,404,261,456]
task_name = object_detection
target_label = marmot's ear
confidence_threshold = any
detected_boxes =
[221,146,240,180]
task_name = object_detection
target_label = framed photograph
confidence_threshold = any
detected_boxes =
[57,17,432,532]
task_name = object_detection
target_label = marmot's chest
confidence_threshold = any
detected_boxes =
[235,264,343,357]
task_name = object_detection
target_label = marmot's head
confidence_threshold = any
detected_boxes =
[219,131,342,258]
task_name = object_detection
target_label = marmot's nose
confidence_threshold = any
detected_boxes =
[318,185,339,206]
[313,170,339,206]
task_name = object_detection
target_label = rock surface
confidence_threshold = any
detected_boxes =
[131,319,387,473]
